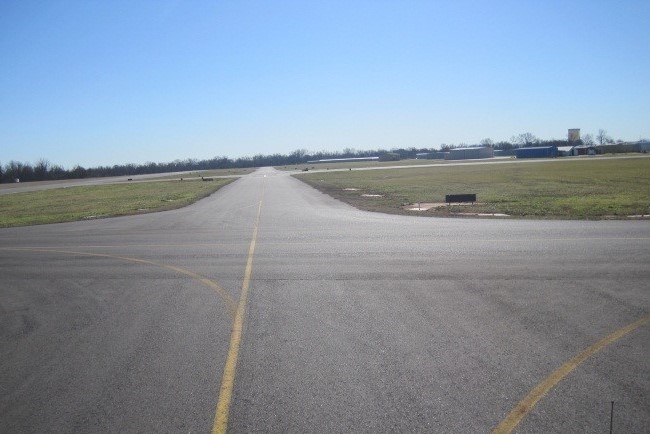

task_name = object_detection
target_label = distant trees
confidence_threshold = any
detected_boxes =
[480,138,494,148]
[33,159,52,181]
[379,152,400,161]
[494,141,515,150]
[288,149,309,164]
[512,132,539,148]
[2,129,644,184]
[2,161,33,182]
[0,149,357,183]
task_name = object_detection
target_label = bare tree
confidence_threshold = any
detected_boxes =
[582,134,594,146]
[480,138,494,148]
[495,141,514,150]
[513,132,538,147]
[33,159,50,180]
[596,129,612,146]
[342,147,356,157]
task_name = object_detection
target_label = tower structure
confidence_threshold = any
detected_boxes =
[568,128,580,143]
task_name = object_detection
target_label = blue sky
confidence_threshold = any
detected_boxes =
[1,1,649,168]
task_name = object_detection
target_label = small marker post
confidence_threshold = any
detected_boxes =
[609,401,614,434]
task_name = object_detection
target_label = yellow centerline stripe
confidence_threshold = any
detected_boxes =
[492,315,650,434]
[212,197,264,434]
[0,247,237,317]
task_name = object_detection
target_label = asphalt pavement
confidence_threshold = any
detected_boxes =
[1,167,648,433]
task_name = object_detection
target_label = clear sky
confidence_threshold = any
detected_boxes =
[1,0,649,168]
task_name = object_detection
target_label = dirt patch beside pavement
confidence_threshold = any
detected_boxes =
[402,202,509,217]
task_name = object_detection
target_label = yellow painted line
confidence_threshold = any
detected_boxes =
[0,247,237,317]
[213,197,264,434]
[492,315,650,434]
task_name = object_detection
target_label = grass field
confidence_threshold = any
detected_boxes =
[276,158,459,171]
[151,168,254,180]
[0,178,234,227]
[295,156,650,219]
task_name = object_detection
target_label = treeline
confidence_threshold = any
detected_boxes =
[1,149,375,183]
[0,131,639,183]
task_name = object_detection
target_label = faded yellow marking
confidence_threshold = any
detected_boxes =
[0,247,237,317]
[213,198,264,434]
[492,315,650,434]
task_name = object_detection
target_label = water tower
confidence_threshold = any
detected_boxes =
[568,129,580,143]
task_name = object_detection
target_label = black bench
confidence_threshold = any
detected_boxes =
[445,194,476,204]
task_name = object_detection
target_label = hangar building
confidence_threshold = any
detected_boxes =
[515,146,558,158]
[445,147,494,160]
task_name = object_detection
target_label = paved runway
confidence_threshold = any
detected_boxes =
[0,171,244,196]
[1,167,648,433]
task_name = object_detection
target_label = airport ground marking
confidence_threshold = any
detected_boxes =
[492,315,650,434]
[0,247,237,317]
[212,195,263,434]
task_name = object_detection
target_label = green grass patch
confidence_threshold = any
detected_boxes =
[0,178,234,227]
[295,157,650,219]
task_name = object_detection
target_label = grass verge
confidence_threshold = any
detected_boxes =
[295,156,650,219]
[276,158,462,171]
[0,178,234,227]
[151,168,255,180]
